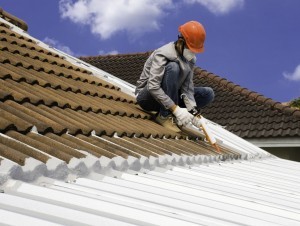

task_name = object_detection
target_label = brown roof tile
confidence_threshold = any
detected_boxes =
[81,52,300,139]
[0,142,28,165]
[139,138,173,156]
[103,136,153,158]
[0,105,33,133]
[0,133,50,163]
[6,131,74,163]
[122,137,167,156]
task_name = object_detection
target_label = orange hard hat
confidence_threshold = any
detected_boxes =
[178,21,206,53]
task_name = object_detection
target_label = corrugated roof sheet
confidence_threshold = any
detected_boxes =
[2,157,300,226]
[80,52,300,139]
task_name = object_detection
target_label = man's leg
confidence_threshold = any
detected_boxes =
[137,62,181,114]
[178,87,214,110]
[155,62,181,133]
[155,62,182,132]
[194,87,215,109]
[136,86,161,112]
[137,62,181,133]
[159,62,180,117]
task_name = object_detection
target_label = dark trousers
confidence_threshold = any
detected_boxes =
[137,62,214,117]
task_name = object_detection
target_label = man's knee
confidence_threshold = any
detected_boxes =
[165,62,180,75]
[206,87,215,102]
[195,86,214,97]
[194,87,215,108]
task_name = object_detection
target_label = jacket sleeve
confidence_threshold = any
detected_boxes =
[147,53,175,109]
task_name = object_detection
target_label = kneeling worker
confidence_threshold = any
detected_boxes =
[135,21,214,133]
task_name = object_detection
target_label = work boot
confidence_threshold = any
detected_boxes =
[155,114,181,133]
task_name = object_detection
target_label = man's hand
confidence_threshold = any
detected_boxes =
[189,107,201,116]
[192,116,202,127]
[172,106,194,126]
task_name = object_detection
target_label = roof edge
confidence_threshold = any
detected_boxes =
[0,8,28,31]
[194,67,300,118]
[79,51,153,60]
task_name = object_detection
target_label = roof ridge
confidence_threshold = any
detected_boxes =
[80,51,153,59]
[0,8,28,31]
[194,67,300,118]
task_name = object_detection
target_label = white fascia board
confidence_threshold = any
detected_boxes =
[246,137,300,148]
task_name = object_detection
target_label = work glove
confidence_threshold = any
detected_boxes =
[189,107,202,127]
[192,116,202,128]
[172,106,194,126]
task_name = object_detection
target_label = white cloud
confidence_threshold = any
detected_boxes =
[43,37,75,56]
[98,50,119,55]
[184,0,244,15]
[59,0,173,40]
[283,65,300,81]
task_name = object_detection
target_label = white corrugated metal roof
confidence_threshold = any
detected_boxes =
[1,157,300,226]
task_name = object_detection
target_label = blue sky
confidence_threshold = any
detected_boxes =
[2,0,300,102]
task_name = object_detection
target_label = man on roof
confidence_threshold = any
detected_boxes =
[135,21,214,132]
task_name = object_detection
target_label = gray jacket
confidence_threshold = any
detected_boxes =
[135,42,196,110]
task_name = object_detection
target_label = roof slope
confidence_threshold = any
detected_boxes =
[0,13,243,181]
[2,157,300,226]
[81,52,300,139]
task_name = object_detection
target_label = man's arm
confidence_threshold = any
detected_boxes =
[147,53,175,110]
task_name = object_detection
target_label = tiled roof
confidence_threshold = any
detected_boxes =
[81,52,153,85]
[0,14,242,173]
[80,52,300,139]
[194,68,300,138]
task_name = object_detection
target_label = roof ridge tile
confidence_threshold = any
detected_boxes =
[0,8,28,31]
[80,51,153,60]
